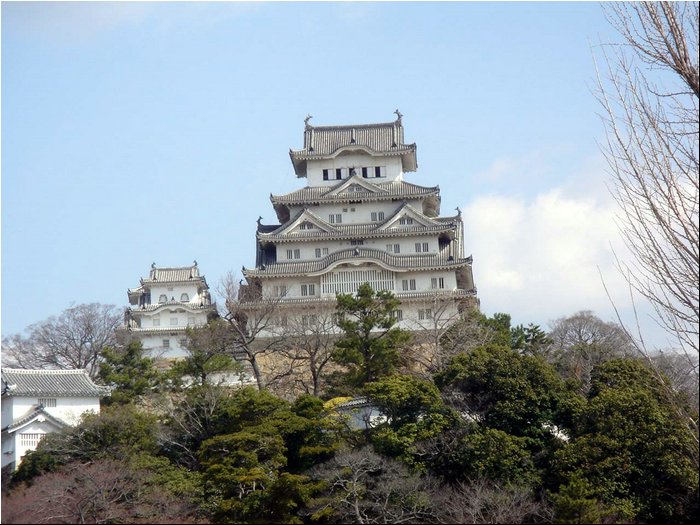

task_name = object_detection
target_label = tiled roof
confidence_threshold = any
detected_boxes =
[1,368,111,398]
[289,117,418,175]
[123,326,189,334]
[243,248,472,278]
[128,301,215,313]
[259,212,460,243]
[4,405,69,433]
[271,179,438,205]
[140,263,206,285]
[240,289,477,310]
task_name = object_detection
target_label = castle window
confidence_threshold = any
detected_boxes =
[374,166,382,178]
[418,308,433,320]
[329,214,342,224]
[371,211,385,222]
[20,433,44,448]
[415,242,429,253]
[386,243,401,254]
[401,279,416,291]
[431,277,445,289]
[158,294,167,303]
[273,285,287,297]
[392,310,403,321]
[39,398,56,408]
[335,168,342,180]
[362,167,368,178]
[180,293,190,302]
[163,339,170,348]
[315,248,321,258]
[350,240,364,246]
[300,222,314,230]
[302,314,317,327]
[287,249,301,260]
[323,169,330,181]
[301,283,316,296]
[399,217,414,225]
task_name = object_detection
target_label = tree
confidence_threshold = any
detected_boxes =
[170,319,244,388]
[274,312,338,397]
[307,447,436,524]
[547,311,634,393]
[434,344,579,446]
[434,479,551,524]
[331,283,411,393]
[218,271,285,390]
[553,359,698,523]
[2,458,204,524]
[99,341,161,405]
[1,303,122,378]
[596,2,698,357]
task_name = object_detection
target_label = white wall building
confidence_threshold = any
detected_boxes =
[119,262,216,361]
[1,368,110,472]
[241,113,478,334]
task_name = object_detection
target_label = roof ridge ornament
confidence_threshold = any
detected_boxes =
[394,109,403,122]
[304,114,313,128]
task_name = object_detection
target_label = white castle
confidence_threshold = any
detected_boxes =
[240,112,478,332]
[119,262,216,360]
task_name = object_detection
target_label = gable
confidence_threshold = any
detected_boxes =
[377,203,439,231]
[325,175,390,198]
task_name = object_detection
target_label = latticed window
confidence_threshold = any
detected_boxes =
[301,283,316,297]
[401,279,417,291]
[20,433,44,448]
[322,268,395,295]
[180,293,190,301]
[431,277,445,289]
[418,308,433,321]
[38,398,56,408]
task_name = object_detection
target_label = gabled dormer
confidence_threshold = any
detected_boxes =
[262,208,341,238]
[377,203,441,231]
[325,175,391,198]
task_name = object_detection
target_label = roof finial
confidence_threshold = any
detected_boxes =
[151,262,156,269]
[394,109,403,122]
[193,259,198,267]
[455,206,462,217]
[304,114,313,128]
[257,215,263,226]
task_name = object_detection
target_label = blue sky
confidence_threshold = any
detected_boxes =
[1,1,670,348]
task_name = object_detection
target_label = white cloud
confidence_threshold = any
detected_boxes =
[462,168,656,339]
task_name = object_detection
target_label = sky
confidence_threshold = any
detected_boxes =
[0,1,673,349]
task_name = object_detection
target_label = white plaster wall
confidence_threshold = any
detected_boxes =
[148,283,202,304]
[1,396,12,429]
[306,155,404,186]
[138,332,189,360]
[6,396,99,425]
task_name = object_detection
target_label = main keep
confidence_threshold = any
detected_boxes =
[241,113,478,330]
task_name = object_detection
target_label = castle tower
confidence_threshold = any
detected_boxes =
[119,261,216,361]
[241,113,477,333]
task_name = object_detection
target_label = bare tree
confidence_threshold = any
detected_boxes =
[596,2,699,358]
[274,312,338,397]
[308,447,436,524]
[547,311,635,393]
[434,479,551,524]
[1,303,121,378]
[217,272,285,390]
[406,295,476,378]
[1,459,204,524]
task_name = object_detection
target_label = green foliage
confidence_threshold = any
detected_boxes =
[363,374,452,467]
[549,475,615,524]
[197,388,341,523]
[169,319,243,387]
[553,358,699,523]
[13,404,160,484]
[332,283,411,392]
[435,344,577,444]
[99,341,160,405]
